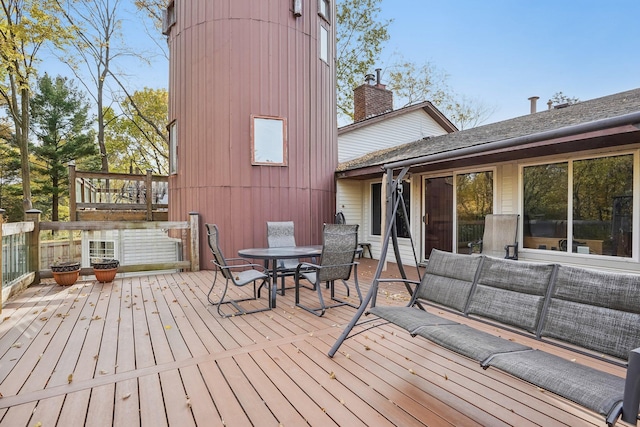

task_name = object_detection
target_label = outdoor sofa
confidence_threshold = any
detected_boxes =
[367,249,640,426]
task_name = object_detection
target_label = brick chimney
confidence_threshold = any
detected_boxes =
[353,68,393,122]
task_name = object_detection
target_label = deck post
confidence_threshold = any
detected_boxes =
[189,212,200,271]
[69,163,77,221]
[25,209,42,285]
[146,170,153,221]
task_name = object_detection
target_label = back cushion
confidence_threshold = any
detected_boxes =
[541,265,640,360]
[467,257,555,333]
[416,249,481,312]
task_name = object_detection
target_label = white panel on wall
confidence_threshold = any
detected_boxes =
[338,110,449,162]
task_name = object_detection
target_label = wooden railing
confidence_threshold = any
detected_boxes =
[0,211,36,308]
[1,210,200,309]
[69,165,169,221]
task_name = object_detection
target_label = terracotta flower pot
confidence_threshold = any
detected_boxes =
[91,259,119,283]
[50,262,81,286]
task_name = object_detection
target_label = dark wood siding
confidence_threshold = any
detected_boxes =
[167,0,337,267]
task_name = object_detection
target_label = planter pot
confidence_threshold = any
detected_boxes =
[91,259,119,283]
[50,262,81,286]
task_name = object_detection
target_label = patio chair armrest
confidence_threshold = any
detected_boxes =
[376,278,421,302]
[621,347,640,424]
[211,260,268,273]
[504,243,519,260]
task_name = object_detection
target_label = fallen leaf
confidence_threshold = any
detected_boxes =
[329,371,336,379]
[68,373,73,383]
[122,393,131,400]
[165,325,172,330]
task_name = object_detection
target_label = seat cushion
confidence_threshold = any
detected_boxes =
[368,306,457,334]
[414,324,531,362]
[466,257,555,333]
[541,265,640,360]
[235,269,268,286]
[489,350,625,417]
[416,249,482,312]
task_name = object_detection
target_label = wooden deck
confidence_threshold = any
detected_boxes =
[0,259,626,426]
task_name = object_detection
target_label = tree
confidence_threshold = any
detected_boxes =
[0,0,73,213]
[104,87,168,174]
[54,0,132,172]
[0,119,23,221]
[134,0,169,36]
[550,91,580,107]
[386,59,495,130]
[30,74,97,222]
[336,0,391,122]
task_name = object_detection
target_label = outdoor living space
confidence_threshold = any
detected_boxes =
[0,258,623,427]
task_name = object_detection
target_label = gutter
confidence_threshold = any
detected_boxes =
[383,111,640,171]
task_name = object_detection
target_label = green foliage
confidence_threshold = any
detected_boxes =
[456,172,494,220]
[0,127,24,221]
[523,162,568,220]
[104,87,168,174]
[30,73,98,221]
[0,0,75,213]
[573,155,632,222]
[336,0,391,122]
[550,91,580,106]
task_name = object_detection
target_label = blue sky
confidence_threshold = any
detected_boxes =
[376,0,640,123]
[38,1,639,127]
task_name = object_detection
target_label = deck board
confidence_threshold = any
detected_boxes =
[0,259,629,426]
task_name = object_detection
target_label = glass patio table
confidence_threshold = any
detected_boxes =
[238,245,322,309]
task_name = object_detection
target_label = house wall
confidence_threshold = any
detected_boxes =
[166,0,337,266]
[338,110,449,162]
[338,143,640,273]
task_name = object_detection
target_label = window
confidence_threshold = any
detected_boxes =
[169,120,177,175]
[251,115,287,166]
[319,25,328,63]
[162,1,176,35]
[522,154,633,257]
[456,171,493,252]
[318,0,330,21]
[371,181,411,238]
[89,240,115,261]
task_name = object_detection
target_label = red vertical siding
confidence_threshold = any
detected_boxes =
[168,0,337,267]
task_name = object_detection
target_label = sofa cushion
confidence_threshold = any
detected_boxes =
[414,324,531,362]
[466,257,555,333]
[541,265,640,360]
[489,349,625,418]
[415,249,482,312]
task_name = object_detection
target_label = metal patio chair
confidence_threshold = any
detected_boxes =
[469,214,519,259]
[266,221,311,294]
[206,223,271,317]
[294,224,362,316]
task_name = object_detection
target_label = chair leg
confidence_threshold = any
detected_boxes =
[211,277,272,318]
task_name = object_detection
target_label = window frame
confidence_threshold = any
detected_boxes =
[318,0,331,22]
[319,24,329,63]
[519,151,637,258]
[371,180,411,239]
[168,120,177,175]
[251,115,288,166]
